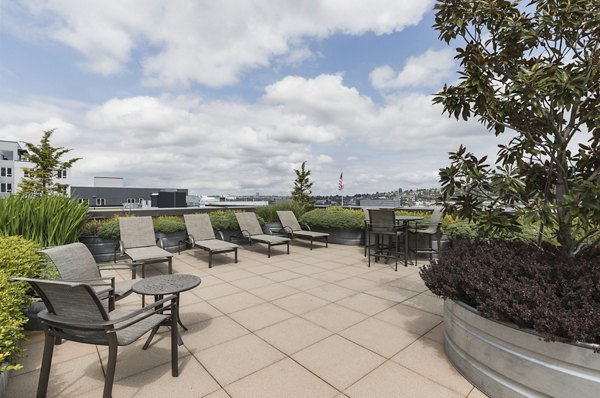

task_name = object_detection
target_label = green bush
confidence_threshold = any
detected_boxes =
[153,216,186,234]
[300,207,364,230]
[96,218,120,240]
[255,201,307,222]
[208,211,264,231]
[0,195,88,247]
[0,236,44,372]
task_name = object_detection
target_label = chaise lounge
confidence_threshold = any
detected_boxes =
[235,212,290,258]
[183,213,240,268]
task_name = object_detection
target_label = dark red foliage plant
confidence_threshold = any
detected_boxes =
[420,240,600,347]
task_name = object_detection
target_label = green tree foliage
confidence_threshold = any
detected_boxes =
[19,129,81,196]
[291,161,315,211]
[433,0,600,258]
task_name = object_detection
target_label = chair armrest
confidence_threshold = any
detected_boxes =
[119,240,126,256]
[38,294,177,330]
[215,231,225,241]
[157,237,166,249]
[281,225,294,235]
[300,223,312,231]
[63,276,114,287]
[240,229,252,239]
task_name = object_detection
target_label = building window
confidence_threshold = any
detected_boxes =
[139,198,144,203]
[0,183,5,192]
[127,198,136,204]
[6,183,11,193]
[56,170,67,178]
[95,198,106,206]
[0,167,10,177]
[78,198,90,205]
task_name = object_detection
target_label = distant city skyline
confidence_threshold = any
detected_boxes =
[0,1,501,196]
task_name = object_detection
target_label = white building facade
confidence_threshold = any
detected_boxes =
[0,140,72,197]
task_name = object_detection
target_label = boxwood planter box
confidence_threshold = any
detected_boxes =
[313,229,364,245]
[444,299,600,398]
[79,236,119,263]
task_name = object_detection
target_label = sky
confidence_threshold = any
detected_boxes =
[0,0,499,196]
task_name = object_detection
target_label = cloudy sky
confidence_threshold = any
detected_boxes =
[0,0,497,196]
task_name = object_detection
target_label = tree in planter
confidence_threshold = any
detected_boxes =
[19,129,81,196]
[291,161,315,212]
[433,0,600,258]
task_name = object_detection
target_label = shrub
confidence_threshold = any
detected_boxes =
[153,216,185,234]
[420,240,600,347]
[300,207,364,230]
[0,236,44,371]
[209,211,240,231]
[0,195,88,247]
[255,201,307,223]
[97,218,120,240]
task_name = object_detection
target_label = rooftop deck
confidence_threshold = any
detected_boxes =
[8,242,485,397]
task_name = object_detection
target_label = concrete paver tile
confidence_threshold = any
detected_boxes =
[255,316,332,355]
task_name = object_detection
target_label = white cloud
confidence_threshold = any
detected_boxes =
[9,0,433,87]
[0,72,496,194]
[370,48,455,90]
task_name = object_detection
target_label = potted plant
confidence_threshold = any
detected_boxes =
[153,216,187,252]
[299,207,365,245]
[423,1,600,396]
[207,210,266,242]
[255,201,307,235]
[79,217,121,262]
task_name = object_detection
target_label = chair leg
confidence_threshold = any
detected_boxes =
[310,237,313,250]
[286,241,290,255]
[429,235,433,261]
[268,244,271,258]
[104,334,118,398]
[171,299,179,377]
[37,327,55,398]
[325,236,328,248]
[208,251,213,268]
[167,257,173,274]
[234,248,238,263]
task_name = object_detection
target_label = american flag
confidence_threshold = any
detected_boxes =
[338,172,344,191]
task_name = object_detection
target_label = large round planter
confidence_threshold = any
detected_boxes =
[0,367,9,398]
[313,229,364,245]
[155,231,187,253]
[263,222,283,235]
[444,299,600,398]
[79,236,119,263]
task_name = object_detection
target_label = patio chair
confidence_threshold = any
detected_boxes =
[119,216,173,278]
[408,206,443,263]
[11,277,178,398]
[276,210,328,250]
[40,242,134,311]
[182,214,239,268]
[234,212,290,258]
[368,209,406,271]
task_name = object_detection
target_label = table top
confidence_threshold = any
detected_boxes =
[132,274,201,295]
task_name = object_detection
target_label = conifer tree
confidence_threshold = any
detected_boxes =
[291,161,315,211]
[19,129,81,196]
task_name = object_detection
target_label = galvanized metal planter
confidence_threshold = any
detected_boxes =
[155,231,187,253]
[0,366,9,398]
[444,299,600,398]
[79,236,119,262]
[313,229,364,245]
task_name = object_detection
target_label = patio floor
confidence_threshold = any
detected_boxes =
[8,241,486,397]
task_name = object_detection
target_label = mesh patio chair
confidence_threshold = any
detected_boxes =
[40,242,134,311]
[276,211,328,250]
[234,212,290,258]
[11,277,178,398]
[119,216,173,278]
[182,214,239,267]
[408,206,444,263]
[368,209,406,271]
